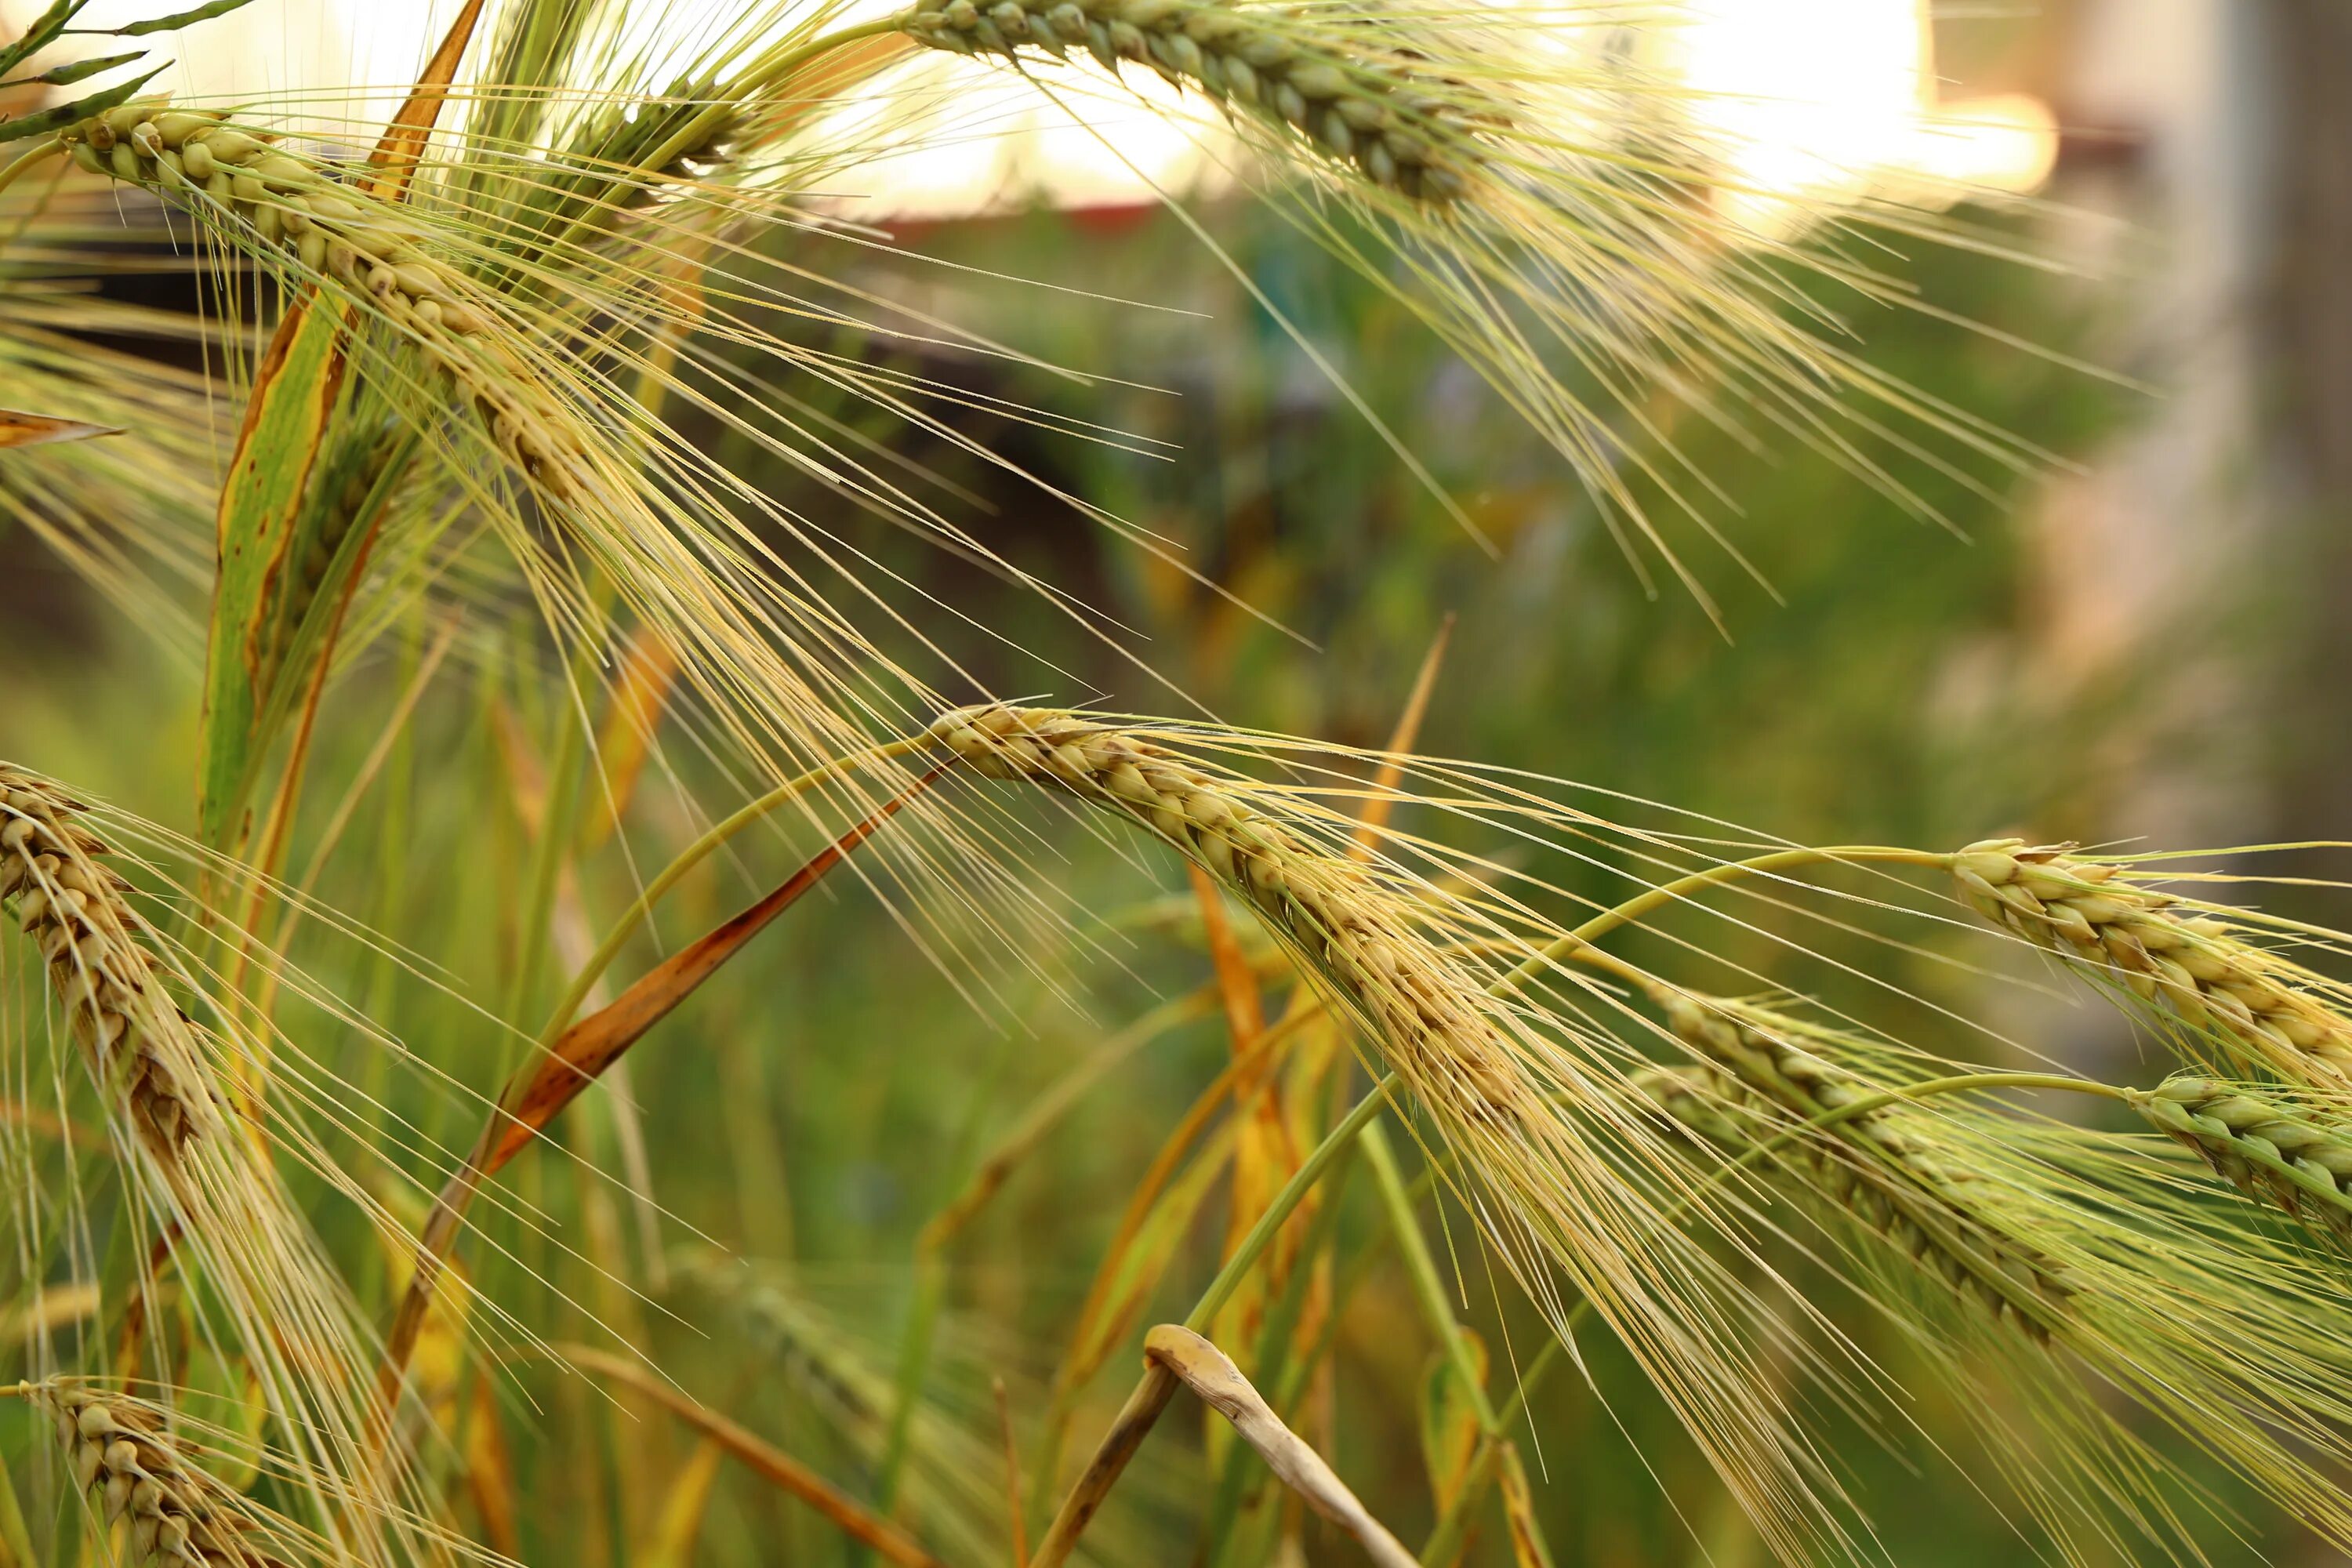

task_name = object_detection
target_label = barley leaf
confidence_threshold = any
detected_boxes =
[0,64,164,143]
[198,0,481,848]
[198,303,349,848]
[2,47,143,89]
[486,768,944,1173]
[0,0,88,82]
[89,0,260,38]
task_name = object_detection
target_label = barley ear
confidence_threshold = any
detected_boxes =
[1954,840,2352,1082]
[2130,1076,2352,1247]
[21,1382,287,1568]
[898,0,1486,203]
[1642,991,2075,1339]
[55,103,593,502]
[0,765,216,1160]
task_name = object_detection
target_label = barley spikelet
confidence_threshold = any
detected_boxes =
[927,705,1521,1123]
[24,1383,291,1568]
[2,768,434,1568]
[898,0,1484,201]
[0,767,216,1159]
[2129,1076,2352,1246]
[1952,839,2352,1083]
[56,103,589,501]
[927,706,1864,1557]
[1639,994,2073,1340]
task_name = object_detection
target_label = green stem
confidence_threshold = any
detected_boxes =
[1362,1121,1500,1435]
[0,137,60,201]
[1497,847,1951,998]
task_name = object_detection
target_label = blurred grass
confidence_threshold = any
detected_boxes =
[2,186,2230,1565]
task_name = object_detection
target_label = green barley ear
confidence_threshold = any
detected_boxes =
[891,0,2053,590]
[2130,1076,2352,1246]
[1,770,441,1568]
[1641,994,2074,1339]
[53,103,593,499]
[900,0,1487,202]
[1953,840,2352,1083]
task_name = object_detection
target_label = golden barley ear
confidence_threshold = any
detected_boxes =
[24,1381,306,1568]
[0,766,216,1159]
[1954,840,2352,1082]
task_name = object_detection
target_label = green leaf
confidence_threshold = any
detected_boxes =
[198,299,350,848]
[87,0,259,38]
[3,46,143,88]
[0,1,89,83]
[1417,1329,1489,1519]
[0,63,163,143]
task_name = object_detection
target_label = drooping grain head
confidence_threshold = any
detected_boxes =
[899,0,1486,202]
[925,704,1526,1125]
[2130,1076,2352,1247]
[55,103,588,502]
[0,765,215,1160]
[26,1382,281,1567]
[1954,840,2352,1083]
[1644,992,2074,1339]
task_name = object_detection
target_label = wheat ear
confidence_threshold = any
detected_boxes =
[0,766,216,1159]
[898,0,1484,201]
[1954,840,2352,1081]
[24,1382,283,1567]
[2129,1076,2352,1246]
[926,705,1523,1124]
[1639,993,2073,1338]
[55,103,587,501]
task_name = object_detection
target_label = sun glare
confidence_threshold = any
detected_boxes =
[24,0,2060,226]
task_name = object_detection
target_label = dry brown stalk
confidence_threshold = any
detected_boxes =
[1644,991,2074,1338]
[24,1382,285,1567]
[925,706,1526,1127]
[557,1345,947,1567]
[1954,840,2352,1081]
[1143,1324,1417,1568]
[0,765,216,1159]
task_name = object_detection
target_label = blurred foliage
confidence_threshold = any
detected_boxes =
[7,183,2248,1566]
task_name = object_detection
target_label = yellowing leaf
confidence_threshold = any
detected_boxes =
[0,408,119,448]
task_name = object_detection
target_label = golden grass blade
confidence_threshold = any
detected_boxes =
[462,1376,521,1560]
[1351,612,1452,861]
[557,1345,949,1568]
[364,0,486,201]
[1494,1442,1560,1568]
[1142,1324,1416,1568]
[639,1438,727,1568]
[0,407,119,448]
[992,1376,1027,1568]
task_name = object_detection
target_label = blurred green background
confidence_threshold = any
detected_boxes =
[7,2,2352,1564]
